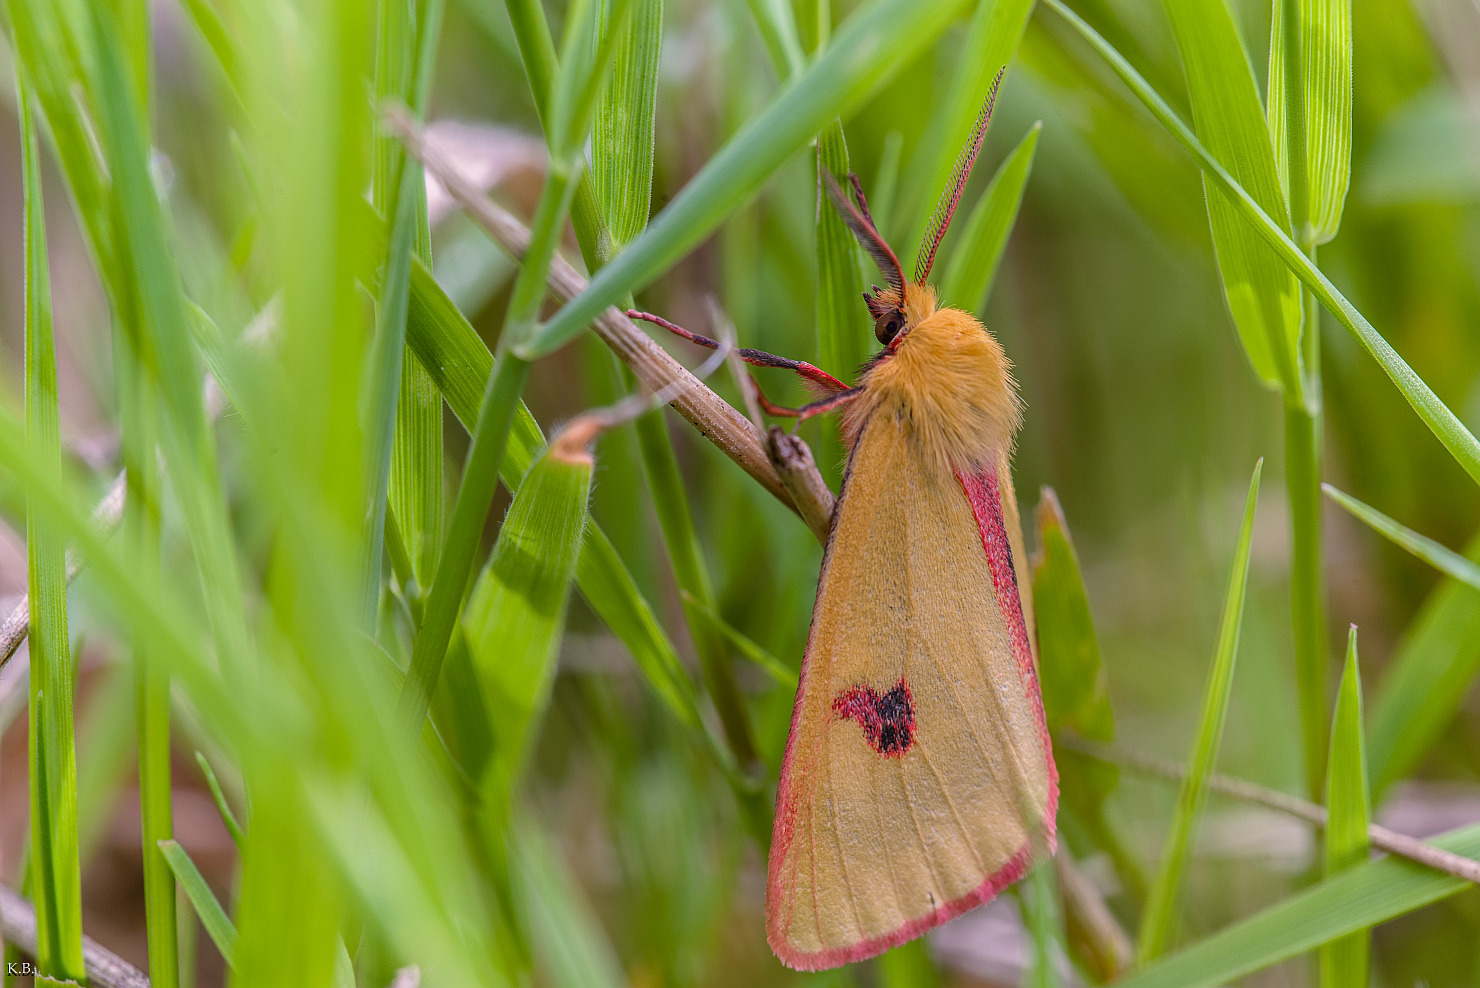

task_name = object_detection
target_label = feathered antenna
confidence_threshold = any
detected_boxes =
[914,67,1005,286]
[822,169,906,307]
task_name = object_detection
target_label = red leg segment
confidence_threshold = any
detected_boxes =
[626,309,851,394]
[754,383,863,421]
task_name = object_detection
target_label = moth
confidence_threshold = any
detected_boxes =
[629,71,1056,970]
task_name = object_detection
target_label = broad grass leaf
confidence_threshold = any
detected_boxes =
[1137,461,1261,964]
[1320,629,1370,988]
[1268,0,1352,244]
[462,446,592,794]
[1032,488,1118,823]
[1162,0,1301,392]
[940,121,1041,316]
[591,0,663,250]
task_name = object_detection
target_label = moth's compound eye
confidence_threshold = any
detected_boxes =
[875,311,904,345]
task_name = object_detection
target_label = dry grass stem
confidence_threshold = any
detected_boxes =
[1,885,150,988]
[1061,735,1480,885]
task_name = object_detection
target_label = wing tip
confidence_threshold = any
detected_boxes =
[766,813,1059,972]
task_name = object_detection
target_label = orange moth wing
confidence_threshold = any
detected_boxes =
[765,406,1057,970]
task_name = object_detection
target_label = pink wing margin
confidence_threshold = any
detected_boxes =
[959,464,1060,833]
[765,463,1059,971]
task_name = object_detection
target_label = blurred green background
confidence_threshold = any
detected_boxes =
[2,0,1480,985]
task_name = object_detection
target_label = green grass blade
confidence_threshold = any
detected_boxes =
[1285,400,1327,799]
[386,0,447,598]
[1032,489,1113,746]
[511,817,625,988]
[4,0,116,298]
[401,0,627,731]
[176,0,245,105]
[503,0,610,269]
[877,938,943,988]
[1032,489,1145,908]
[403,261,704,733]
[505,0,560,125]
[815,120,867,480]
[195,752,246,849]
[1044,0,1480,489]
[632,407,764,779]
[462,444,592,801]
[551,0,637,161]
[580,0,763,791]
[399,260,704,739]
[1117,822,1480,988]
[379,0,446,606]
[114,165,179,986]
[397,0,626,714]
[87,0,256,691]
[1365,531,1480,796]
[681,591,797,688]
[1321,628,1370,988]
[1137,460,1262,964]
[19,73,85,983]
[591,0,663,250]
[362,164,421,621]
[73,664,137,866]
[1161,0,1301,393]
[390,354,446,591]
[1032,489,1122,876]
[744,0,805,78]
[301,779,509,987]
[160,839,238,969]
[1271,4,1334,809]
[794,0,827,54]
[136,593,179,988]
[233,780,344,988]
[1023,862,1065,988]
[1324,484,1480,589]
[870,130,904,240]
[1268,0,1351,245]
[523,0,973,358]
[398,351,532,733]
[901,0,1034,257]
[576,532,706,730]
[939,121,1041,316]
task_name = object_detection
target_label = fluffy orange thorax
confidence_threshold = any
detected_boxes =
[844,284,1022,475]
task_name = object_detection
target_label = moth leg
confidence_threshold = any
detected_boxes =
[753,382,863,421]
[626,309,850,393]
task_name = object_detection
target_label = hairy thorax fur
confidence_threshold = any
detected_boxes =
[843,284,1022,477]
